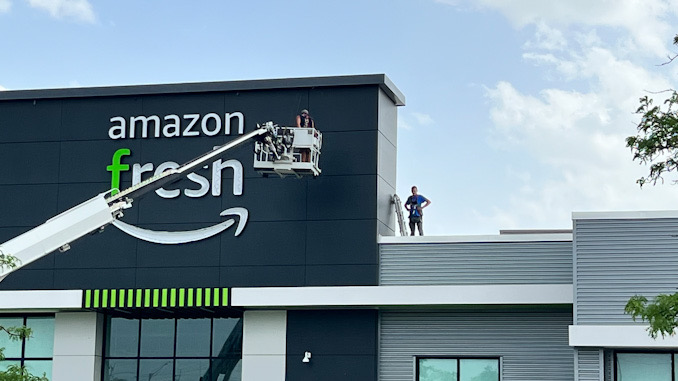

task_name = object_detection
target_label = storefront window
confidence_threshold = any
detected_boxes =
[616,352,672,381]
[0,315,54,380]
[104,316,242,381]
[417,357,499,381]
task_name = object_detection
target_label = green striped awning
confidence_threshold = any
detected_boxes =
[83,287,229,309]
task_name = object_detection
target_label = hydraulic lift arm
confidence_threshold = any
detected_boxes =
[0,124,282,282]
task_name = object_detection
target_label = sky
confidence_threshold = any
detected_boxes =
[1,0,678,235]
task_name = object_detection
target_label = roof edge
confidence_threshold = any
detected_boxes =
[0,74,405,106]
[378,233,573,244]
[572,210,678,220]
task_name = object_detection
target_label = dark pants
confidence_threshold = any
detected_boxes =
[409,216,423,236]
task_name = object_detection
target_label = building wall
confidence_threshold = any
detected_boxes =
[379,309,574,381]
[573,216,678,324]
[575,349,603,381]
[0,76,402,291]
[286,309,378,381]
[380,239,572,285]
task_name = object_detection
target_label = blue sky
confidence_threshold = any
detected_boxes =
[1,0,678,235]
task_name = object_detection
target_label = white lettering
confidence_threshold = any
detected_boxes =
[185,173,210,198]
[225,112,244,135]
[163,115,181,137]
[183,114,200,137]
[201,113,221,136]
[132,163,154,186]
[130,115,161,138]
[109,117,126,139]
[212,159,243,196]
[109,112,246,140]
[154,161,180,198]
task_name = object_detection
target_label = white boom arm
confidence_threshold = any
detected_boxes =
[0,124,280,282]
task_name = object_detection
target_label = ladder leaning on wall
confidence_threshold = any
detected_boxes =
[392,194,409,236]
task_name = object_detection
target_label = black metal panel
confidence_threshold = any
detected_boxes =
[219,177,308,222]
[286,310,378,381]
[308,86,378,132]
[59,139,143,183]
[220,221,307,267]
[0,269,54,290]
[0,142,60,185]
[0,78,398,290]
[306,220,377,265]
[54,228,137,269]
[135,224,221,268]
[306,175,377,221]
[0,99,62,143]
[54,268,136,289]
[320,130,378,176]
[135,267,220,288]
[60,96,143,141]
[0,184,59,226]
[219,265,305,287]
[305,265,379,286]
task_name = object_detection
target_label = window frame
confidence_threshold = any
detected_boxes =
[415,356,501,381]
[614,350,678,381]
[102,315,243,381]
[0,314,54,378]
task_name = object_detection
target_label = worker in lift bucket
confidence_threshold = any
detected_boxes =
[405,186,431,236]
[296,109,315,162]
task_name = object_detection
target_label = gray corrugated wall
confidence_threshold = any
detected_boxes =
[380,241,572,285]
[574,218,678,324]
[379,309,573,381]
[576,349,602,381]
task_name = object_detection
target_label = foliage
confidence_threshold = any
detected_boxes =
[623,34,678,340]
[626,34,678,187]
[625,294,678,338]
[0,365,48,381]
[0,255,46,380]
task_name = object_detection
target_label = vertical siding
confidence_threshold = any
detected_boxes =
[574,218,678,324]
[379,309,573,381]
[380,241,572,285]
[576,349,602,381]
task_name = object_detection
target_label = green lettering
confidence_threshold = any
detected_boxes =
[107,148,131,196]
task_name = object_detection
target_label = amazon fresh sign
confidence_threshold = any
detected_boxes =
[105,112,250,244]
[106,112,247,198]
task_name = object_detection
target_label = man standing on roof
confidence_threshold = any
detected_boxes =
[405,186,431,236]
[296,109,315,162]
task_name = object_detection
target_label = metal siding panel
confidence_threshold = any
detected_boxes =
[576,349,602,381]
[379,310,574,381]
[380,241,572,285]
[574,218,678,324]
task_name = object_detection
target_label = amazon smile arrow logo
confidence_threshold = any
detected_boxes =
[112,207,248,244]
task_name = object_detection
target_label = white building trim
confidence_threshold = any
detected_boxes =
[572,210,678,220]
[378,234,572,244]
[0,290,82,310]
[242,310,286,381]
[231,284,573,308]
[570,325,678,348]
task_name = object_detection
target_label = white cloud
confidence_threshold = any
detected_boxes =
[440,0,677,58]
[26,0,95,23]
[0,0,11,13]
[412,112,435,126]
[481,40,677,229]
[399,111,435,131]
[523,22,567,51]
[0,85,6,91]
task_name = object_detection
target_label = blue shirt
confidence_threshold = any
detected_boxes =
[406,195,428,217]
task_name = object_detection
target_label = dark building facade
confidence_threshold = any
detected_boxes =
[0,75,402,380]
[1,75,673,381]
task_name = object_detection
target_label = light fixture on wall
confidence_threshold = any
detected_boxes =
[302,351,312,363]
